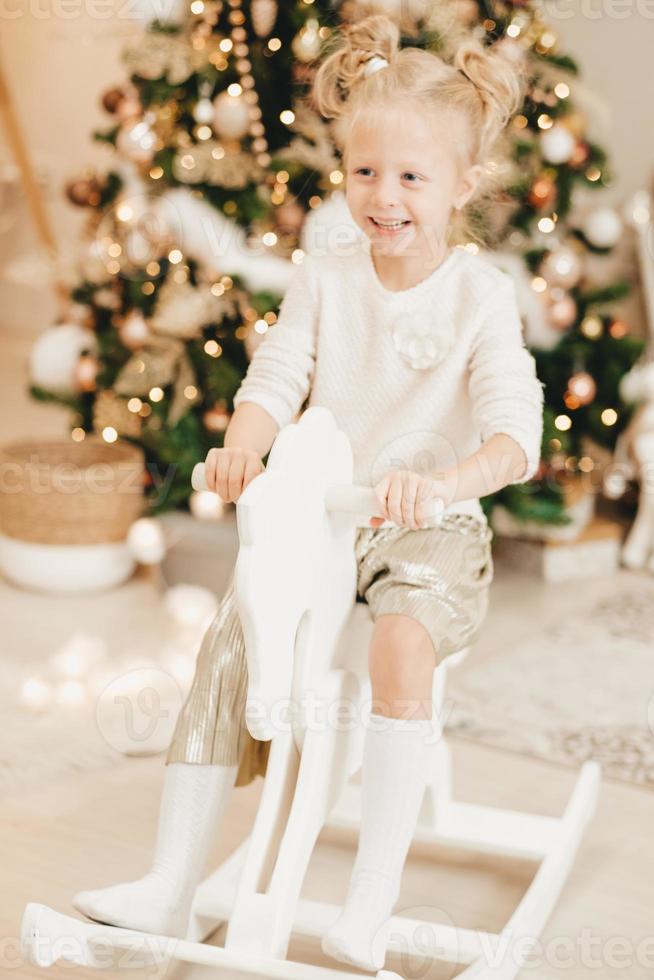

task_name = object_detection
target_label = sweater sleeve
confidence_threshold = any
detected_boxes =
[467,274,545,483]
[232,256,319,429]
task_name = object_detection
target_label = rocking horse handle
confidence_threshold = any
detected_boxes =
[191,462,445,528]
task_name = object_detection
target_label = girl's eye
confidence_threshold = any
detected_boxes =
[354,168,421,182]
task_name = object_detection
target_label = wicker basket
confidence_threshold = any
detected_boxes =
[0,437,145,545]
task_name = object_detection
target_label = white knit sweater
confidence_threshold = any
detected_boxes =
[233,239,545,522]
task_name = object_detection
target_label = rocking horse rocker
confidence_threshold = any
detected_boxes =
[21,407,601,979]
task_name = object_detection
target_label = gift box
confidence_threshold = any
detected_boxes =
[493,515,624,583]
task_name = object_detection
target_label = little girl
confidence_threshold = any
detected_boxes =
[74,13,544,973]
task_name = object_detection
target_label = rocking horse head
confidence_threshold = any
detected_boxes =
[234,407,359,741]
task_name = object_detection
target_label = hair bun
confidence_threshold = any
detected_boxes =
[311,14,400,119]
[453,38,525,130]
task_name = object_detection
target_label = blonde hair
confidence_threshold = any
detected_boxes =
[310,14,528,247]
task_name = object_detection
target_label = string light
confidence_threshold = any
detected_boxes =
[581,315,603,339]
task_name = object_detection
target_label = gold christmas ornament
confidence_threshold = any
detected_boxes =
[580,315,603,339]
[193,97,215,126]
[113,336,199,426]
[119,309,151,350]
[123,33,205,85]
[66,176,102,208]
[74,354,100,393]
[117,114,158,165]
[65,302,94,327]
[92,389,142,438]
[114,336,184,396]
[540,245,584,290]
[251,0,278,37]
[569,141,590,169]
[567,371,597,406]
[173,143,262,188]
[212,90,251,141]
[547,288,577,330]
[528,174,557,210]
[292,19,322,63]
[150,277,238,340]
[101,87,127,115]
[203,400,230,432]
[93,287,121,311]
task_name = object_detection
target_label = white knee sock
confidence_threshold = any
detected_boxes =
[72,761,238,938]
[321,712,435,972]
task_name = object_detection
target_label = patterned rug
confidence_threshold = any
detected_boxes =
[445,587,654,789]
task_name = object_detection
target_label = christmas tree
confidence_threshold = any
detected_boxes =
[30,0,643,523]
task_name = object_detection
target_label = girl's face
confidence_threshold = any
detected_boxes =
[344,103,480,262]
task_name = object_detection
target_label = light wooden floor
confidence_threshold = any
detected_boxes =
[3,324,654,979]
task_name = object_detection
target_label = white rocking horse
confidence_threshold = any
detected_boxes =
[21,406,601,978]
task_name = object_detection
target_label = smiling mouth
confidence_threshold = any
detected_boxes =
[369,217,412,230]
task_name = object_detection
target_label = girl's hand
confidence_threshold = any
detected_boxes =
[370,470,454,529]
[204,447,265,502]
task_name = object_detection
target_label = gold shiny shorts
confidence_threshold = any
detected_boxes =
[166,514,493,787]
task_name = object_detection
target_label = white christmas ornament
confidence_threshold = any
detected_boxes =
[164,583,218,628]
[127,517,166,564]
[193,97,215,126]
[540,124,575,165]
[212,90,251,140]
[292,19,322,62]
[582,207,622,249]
[540,245,584,289]
[30,323,98,393]
[189,489,225,521]
[117,113,158,164]
[126,0,186,24]
[51,633,107,679]
[623,189,651,228]
[251,0,278,37]
[20,676,53,712]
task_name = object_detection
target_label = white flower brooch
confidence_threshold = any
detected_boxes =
[390,312,455,370]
